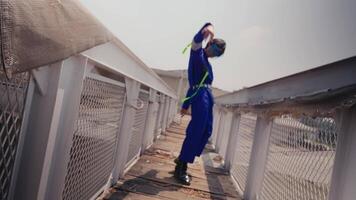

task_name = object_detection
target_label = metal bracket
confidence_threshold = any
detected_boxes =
[31,67,49,96]
[126,98,144,110]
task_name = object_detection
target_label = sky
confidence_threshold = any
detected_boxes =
[79,0,356,92]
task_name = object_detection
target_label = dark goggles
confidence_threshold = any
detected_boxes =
[210,43,224,57]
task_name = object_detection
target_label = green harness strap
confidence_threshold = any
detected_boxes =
[181,71,209,103]
[182,43,192,54]
[181,42,209,104]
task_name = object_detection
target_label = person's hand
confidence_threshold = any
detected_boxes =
[202,25,214,43]
[180,108,189,116]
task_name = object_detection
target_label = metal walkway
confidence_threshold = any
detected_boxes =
[99,116,242,200]
[2,39,355,200]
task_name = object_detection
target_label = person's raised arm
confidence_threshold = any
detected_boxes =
[191,23,214,51]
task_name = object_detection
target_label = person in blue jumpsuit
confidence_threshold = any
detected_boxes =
[174,23,226,185]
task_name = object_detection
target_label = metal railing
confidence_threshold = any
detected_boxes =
[212,56,356,200]
[62,76,126,200]
[260,116,337,200]
[126,90,149,167]
[0,41,178,200]
[230,114,257,195]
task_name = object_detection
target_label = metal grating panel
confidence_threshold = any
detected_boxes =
[0,71,29,200]
[126,91,149,165]
[231,114,257,193]
[260,116,338,200]
[62,77,125,200]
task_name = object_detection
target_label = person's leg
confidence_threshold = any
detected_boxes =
[195,98,213,157]
[178,97,209,163]
[175,94,209,185]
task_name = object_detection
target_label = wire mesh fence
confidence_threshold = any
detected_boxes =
[126,91,149,166]
[62,77,126,200]
[0,71,29,200]
[259,115,338,200]
[231,114,257,194]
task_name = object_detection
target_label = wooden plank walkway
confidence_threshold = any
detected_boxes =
[98,116,242,200]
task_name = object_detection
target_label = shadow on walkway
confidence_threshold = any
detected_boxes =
[105,170,184,200]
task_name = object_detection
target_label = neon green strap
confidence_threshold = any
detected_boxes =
[182,43,192,54]
[181,71,209,103]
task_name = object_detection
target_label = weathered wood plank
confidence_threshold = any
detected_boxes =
[97,116,242,200]
[138,154,229,176]
[126,161,239,198]
[115,175,220,200]
[103,189,166,200]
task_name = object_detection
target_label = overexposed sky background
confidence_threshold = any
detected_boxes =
[79,0,356,91]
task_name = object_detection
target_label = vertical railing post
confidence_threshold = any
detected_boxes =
[168,98,172,123]
[244,114,273,200]
[111,78,140,182]
[160,95,166,134]
[171,99,176,122]
[174,99,178,116]
[328,106,356,200]
[218,110,233,157]
[224,112,241,171]
[177,71,184,101]
[211,106,222,147]
[141,88,157,152]
[167,98,172,125]
[165,97,171,129]
[215,109,226,152]
[12,56,89,200]
[162,96,169,133]
[154,94,162,139]
[20,64,65,200]
[170,98,175,123]
[158,94,164,137]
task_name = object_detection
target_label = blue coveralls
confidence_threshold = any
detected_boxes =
[179,23,214,163]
